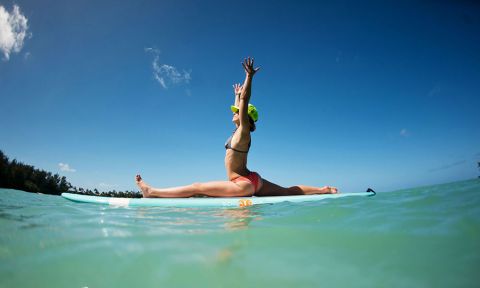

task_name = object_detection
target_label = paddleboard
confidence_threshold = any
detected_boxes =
[61,191,375,208]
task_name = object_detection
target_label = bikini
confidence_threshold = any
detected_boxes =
[224,129,251,153]
[231,172,262,194]
[225,129,262,193]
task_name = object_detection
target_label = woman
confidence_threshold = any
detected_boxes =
[136,57,338,197]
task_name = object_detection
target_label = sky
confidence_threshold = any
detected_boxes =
[0,0,479,193]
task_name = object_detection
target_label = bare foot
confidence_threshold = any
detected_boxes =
[319,186,338,194]
[135,174,151,198]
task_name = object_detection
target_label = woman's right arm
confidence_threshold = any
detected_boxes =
[238,57,260,129]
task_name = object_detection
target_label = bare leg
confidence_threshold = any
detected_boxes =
[135,175,254,198]
[289,185,338,195]
[255,179,338,197]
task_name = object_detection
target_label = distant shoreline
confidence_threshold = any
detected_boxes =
[0,150,141,198]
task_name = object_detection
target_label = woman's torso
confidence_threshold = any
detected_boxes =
[224,129,251,180]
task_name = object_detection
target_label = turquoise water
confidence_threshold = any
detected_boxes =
[1,179,479,288]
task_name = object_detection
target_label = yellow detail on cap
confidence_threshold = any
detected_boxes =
[230,104,259,122]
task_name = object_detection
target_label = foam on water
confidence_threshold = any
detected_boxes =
[1,179,479,287]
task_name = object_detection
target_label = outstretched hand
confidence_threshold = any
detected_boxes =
[233,83,242,95]
[242,57,260,77]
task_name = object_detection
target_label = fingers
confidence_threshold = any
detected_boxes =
[247,57,253,67]
[242,57,259,74]
[242,62,247,71]
[233,83,242,93]
[243,58,250,71]
[243,57,253,67]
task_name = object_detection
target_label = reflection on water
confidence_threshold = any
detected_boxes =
[215,207,260,231]
[123,206,262,266]
[127,205,262,235]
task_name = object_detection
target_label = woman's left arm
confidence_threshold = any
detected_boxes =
[233,83,242,107]
[238,57,260,129]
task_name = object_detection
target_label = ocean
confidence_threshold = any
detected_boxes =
[1,179,479,288]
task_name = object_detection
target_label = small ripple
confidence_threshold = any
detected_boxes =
[0,211,37,222]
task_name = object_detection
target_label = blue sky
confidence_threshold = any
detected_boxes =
[1,0,479,193]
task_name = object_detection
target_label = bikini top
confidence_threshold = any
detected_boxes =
[225,129,251,153]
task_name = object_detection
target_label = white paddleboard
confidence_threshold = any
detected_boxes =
[61,191,375,208]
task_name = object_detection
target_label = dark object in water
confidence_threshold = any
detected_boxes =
[366,188,376,196]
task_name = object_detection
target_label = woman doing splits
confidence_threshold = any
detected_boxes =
[136,57,338,198]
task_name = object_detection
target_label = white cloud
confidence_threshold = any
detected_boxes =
[400,128,409,137]
[59,163,76,172]
[144,47,157,53]
[0,5,30,60]
[145,48,191,89]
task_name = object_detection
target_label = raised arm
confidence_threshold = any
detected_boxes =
[238,57,260,129]
[233,83,242,107]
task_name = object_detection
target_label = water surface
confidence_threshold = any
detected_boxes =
[1,179,479,287]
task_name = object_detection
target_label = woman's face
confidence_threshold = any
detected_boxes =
[232,113,240,126]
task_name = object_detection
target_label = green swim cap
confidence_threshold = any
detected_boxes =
[230,104,259,122]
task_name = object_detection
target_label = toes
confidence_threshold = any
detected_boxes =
[326,186,338,194]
